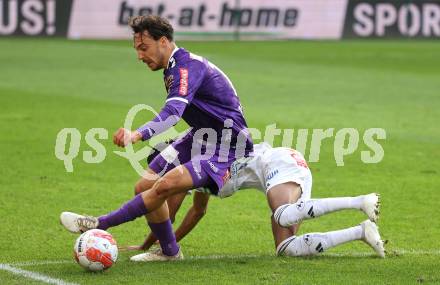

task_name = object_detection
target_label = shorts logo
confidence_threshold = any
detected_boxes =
[290,151,309,169]
[191,163,203,180]
[266,169,279,181]
[179,68,188,96]
[208,161,219,173]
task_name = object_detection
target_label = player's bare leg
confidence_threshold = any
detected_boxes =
[61,165,196,260]
[174,191,210,242]
[134,169,160,195]
[266,184,385,258]
[130,166,194,259]
[138,191,187,251]
[118,168,174,251]
[129,191,210,255]
[133,168,166,224]
[131,190,209,259]
[267,182,302,248]
[271,217,296,249]
[140,165,194,211]
[130,191,210,261]
[166,191,188,223]
[134,169,188,227]
[119,191,188,252]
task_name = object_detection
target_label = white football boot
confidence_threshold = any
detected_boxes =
[361,220,385,258]
[130,248,183,262]
[360,193,380,222]
[60,212,99,233]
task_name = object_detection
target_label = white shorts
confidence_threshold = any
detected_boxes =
[264,148,312,200]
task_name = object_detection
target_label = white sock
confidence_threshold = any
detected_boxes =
[311,196,364,213]
[277,225,363,257]
[325,225,363,247]
[275,196,364,226]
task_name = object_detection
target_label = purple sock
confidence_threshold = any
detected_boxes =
[148,220,179,256]
[98,194,147,230]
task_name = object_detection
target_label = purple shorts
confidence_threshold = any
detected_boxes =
[148,131,234,195]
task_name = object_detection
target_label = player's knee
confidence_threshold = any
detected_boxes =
[274,200,307,227]
[154,177,177,198]
[134,183,144,196]
[134,176,158,196]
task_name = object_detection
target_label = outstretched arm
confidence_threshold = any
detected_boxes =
[113,61,205,147]
[113,100,187,147]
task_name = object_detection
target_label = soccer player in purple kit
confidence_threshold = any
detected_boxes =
[60,15,253,261]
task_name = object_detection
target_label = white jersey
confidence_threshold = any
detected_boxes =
[219,142,312,199]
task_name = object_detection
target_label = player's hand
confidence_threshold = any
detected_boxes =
[113,128,142,147]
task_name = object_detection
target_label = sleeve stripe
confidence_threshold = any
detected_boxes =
[166,97,189,104]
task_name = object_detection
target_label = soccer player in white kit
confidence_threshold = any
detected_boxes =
[129,142,385,259]
[219,142,385,257]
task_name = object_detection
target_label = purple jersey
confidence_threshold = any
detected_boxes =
[138,47,253,154]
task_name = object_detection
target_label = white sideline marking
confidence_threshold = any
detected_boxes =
[187,249,440,259]
[188,254,259,260]
[389,249,440,256]
[4,248,440,268]
[0,263,79,285]
[11,260,72,267]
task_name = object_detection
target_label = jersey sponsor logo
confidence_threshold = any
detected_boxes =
[343,1,440,38]
[164,75,173,93]
[290,150,309,169]
[179,68,188,96]
[266,169,279,181]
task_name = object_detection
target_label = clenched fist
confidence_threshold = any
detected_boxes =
[113,128,142,147]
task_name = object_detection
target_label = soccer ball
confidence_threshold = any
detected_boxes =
[73,229,118,271]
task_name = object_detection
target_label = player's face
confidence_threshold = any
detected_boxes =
[133,32,167,71]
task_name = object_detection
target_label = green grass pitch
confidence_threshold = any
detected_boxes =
[0,39,439,284]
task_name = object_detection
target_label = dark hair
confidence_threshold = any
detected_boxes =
[129,15,174,41]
